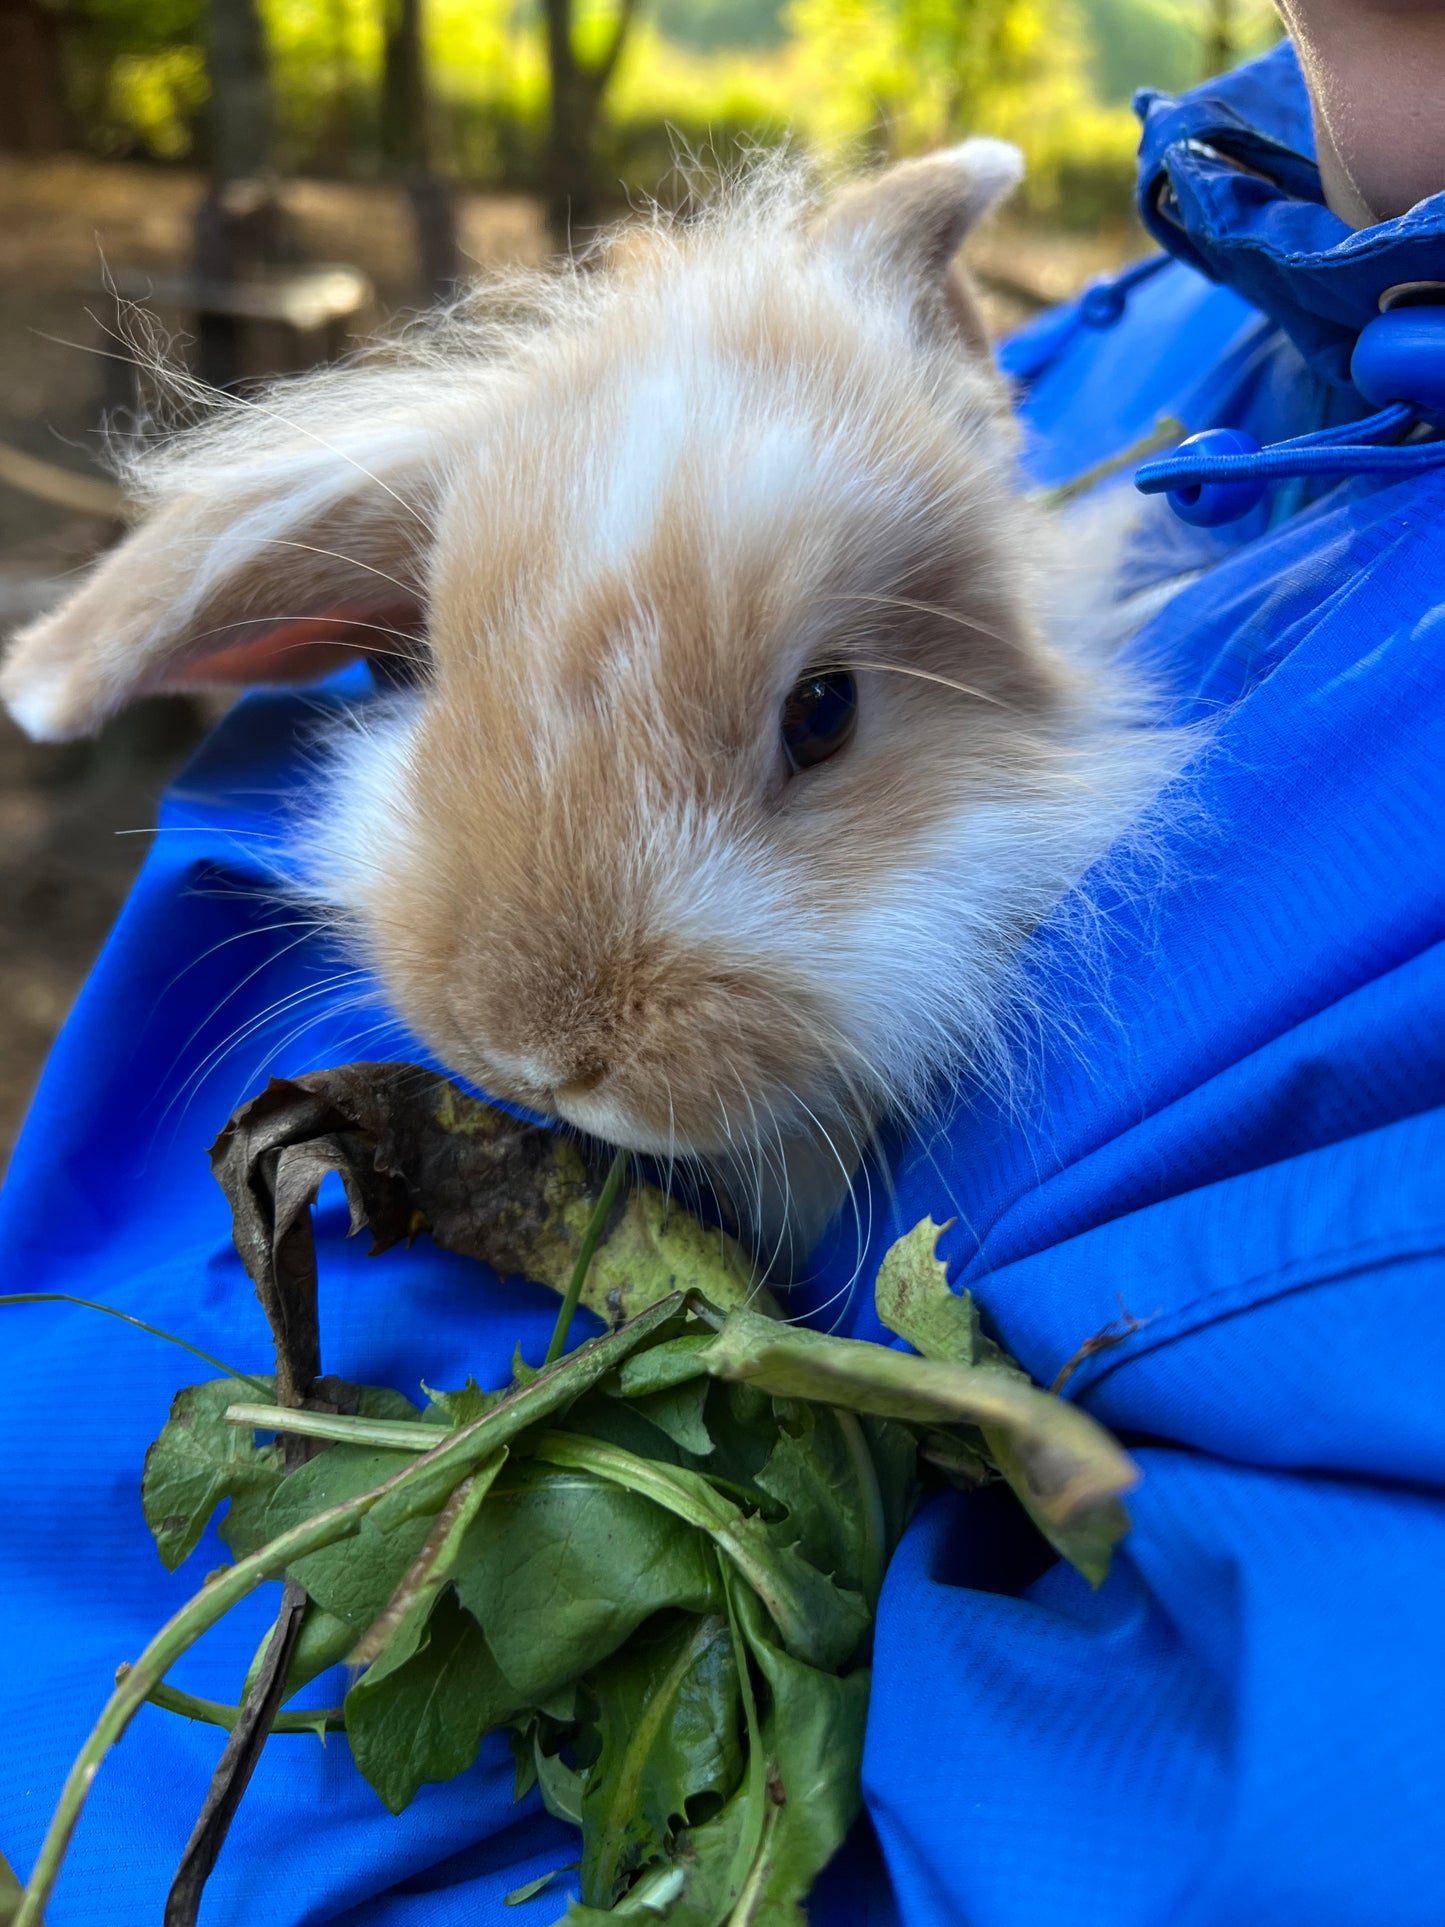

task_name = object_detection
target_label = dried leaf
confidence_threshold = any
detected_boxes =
[211,1066,762,1332]
[242,1599,357,1705]
[162,1577,310,1927]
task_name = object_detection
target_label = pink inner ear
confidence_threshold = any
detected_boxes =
[171,604,423,688]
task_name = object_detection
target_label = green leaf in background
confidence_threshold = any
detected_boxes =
[346,1589,518,1813]
[624,1381,714,1458]
[698,1382,786,1507]
[724,1512,870,1675]
[422,1379,498,1428]
[556,1388,697,1469]
[527,1433,869,1677]
[264,1446,445,1629]
[615,1333,715,1399]
[216,1382,426,1565]
[141,1377,284,1571]
[453,1463,719,1703]
[604,1788,751,1927]
[874,1217,1014,1372]
[505,1866,575,1907]
[874,1219,1135,1586]
[525,1722,586,1826]
[0,1847,23,1927]
[573,1575,871,1927]
[729,1585,870,1927]
[755,1402,875,1597]
[242,1599,357,1704]
[350,1453,507,1669]
[219,1475,286,1563]
[699,1303,1137,1587]
[861,1415,927,1552]
[578,1614,743,1908]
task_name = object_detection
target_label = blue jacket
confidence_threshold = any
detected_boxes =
[3,41,1444,1926]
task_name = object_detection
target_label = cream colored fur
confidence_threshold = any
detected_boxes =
[1,144,1193,1272]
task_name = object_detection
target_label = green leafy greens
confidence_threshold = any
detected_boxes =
[7,1066,1139,1927]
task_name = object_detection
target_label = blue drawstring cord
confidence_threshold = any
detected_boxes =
[1132,307,1445,525]
[1076,252,1175,328]
[1132,403,1444,526]
[999,252,1175,387]
[1006,257,1445,528]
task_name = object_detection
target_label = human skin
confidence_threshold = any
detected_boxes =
[1277,0,1445,225]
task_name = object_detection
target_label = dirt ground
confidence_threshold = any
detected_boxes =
[0,154,1135,1171]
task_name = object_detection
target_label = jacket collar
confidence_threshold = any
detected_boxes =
[1135,40,1445,387]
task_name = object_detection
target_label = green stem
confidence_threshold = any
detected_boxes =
[728,1794,785,1927]
[349,1454,504,1667]
[586,1614,725,1907]
[225,1404,441,1451]
[529,1431,814,1660]
[544,1148,628,1367]
[0,1293,270,1396]
[17,1296,687,1924]
[13,1471,389,1924]
[832,1410,887,1605]
[145,1681,344,1735]
[721,1565,767,1912]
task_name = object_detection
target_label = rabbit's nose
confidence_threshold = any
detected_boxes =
[476,1044,610,1105]
[554,1058,610,1100]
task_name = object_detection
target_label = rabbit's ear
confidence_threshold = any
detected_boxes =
[816,138,1023,349]
[1,420,435,741]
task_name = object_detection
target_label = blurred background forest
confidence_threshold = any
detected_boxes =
[0,0,1280,1165]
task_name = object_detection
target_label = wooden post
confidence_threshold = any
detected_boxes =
[541,0,639,249]
[380,0,459,302]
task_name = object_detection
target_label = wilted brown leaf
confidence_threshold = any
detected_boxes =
[210,1066,762,1368]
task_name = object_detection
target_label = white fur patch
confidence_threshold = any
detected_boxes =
[293,696,427,920]
[6,148,1206,1270]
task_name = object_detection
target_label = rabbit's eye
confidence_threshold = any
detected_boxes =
[781,670,857,772]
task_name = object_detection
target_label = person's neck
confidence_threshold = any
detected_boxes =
[1282,3,1445,227]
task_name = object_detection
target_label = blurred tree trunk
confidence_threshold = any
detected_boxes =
[1203,0,1235,77]
[542,0,639,247]
[0,0,71,154]
[316,0,356,174]
[206,0,271,186]
[193,0,284,386]
[380,0,459,301]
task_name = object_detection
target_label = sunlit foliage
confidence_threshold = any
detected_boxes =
[76,0,1280,228]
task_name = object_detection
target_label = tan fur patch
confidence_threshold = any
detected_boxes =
[2,144,1187,1261]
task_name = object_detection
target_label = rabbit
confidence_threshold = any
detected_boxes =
[0,143,1187,1276]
